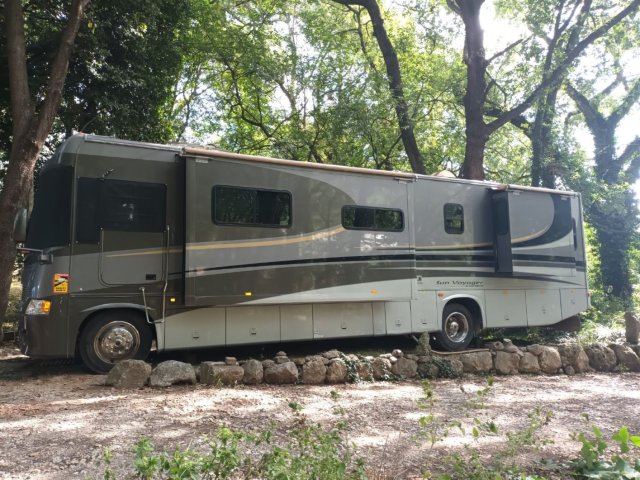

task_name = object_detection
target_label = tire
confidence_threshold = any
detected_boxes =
[78,310,152,373]
[435,303,475,351]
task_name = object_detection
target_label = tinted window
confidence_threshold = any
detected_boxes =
[76,178,167,243]
[25,165,73,249]
[342,206,403,232]
[213,186,291,227]
[444,203,464,234]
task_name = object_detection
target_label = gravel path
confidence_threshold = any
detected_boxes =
[1,343,639,479]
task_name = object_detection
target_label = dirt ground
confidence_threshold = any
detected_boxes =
[1,342,639,480]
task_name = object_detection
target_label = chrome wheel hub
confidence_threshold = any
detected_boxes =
[444,312,469,344]
[94,321,140,363]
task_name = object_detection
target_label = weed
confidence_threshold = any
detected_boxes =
[568,425,640,479]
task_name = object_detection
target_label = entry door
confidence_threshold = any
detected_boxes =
[76,177,168,286]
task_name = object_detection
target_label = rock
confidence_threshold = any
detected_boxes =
[564,365,575,375]
[485,341,504,351]
[494,351,520,375]
[584,344,617,372]
[322,349,341,360]
[149,360,196,387]
[105,360,151,388]
[625,312,640,344]
[275,351,287,357]
[631,344,640,358]
[326,359,348,383]
[274,356,290,364]
[558,344,590,373]
[459,351,493,373]
[527,344,543,356]
[519,352,541,374]
[391,357,418,378]
[502,339,519,353]
[262,359,276,369]
[445,358,464,378]
[609,344,640,372]
[194,364,201,382]
[392,349,404,358]
[200,362,244,385]
[417,361,439,379]
[406,354,419,361]
[264,361,298,384]
[224,357,237,366]
[538,347,562,374]
[290,356,306,367]
[371,357,392,380]
[242,359,264,385]
[302,357,327,384]
[355,361,373,381]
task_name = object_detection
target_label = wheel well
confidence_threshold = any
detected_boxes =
[445,298,483,331]
[75,308,156,356]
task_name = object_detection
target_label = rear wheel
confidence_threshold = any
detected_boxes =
[435,303,475,351]
[78,310,152,373]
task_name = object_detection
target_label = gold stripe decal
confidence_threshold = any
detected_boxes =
[107,226,346,257]
[188,226,346,250]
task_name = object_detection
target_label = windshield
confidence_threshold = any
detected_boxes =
[25,164,73,249]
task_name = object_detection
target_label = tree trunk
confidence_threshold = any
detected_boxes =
[0,0,89,324]
[0,134,41,324]
[531,87,560,188]
[333,0,426,175]
[453,0,487,180]
[588,190,636,302]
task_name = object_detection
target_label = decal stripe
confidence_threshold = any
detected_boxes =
[186,253,583,274]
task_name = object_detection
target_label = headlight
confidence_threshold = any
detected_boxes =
[25,299,51,315]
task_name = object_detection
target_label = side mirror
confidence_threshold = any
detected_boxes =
[13,208,28,243]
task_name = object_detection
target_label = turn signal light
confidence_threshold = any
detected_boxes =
[25,299,51,315]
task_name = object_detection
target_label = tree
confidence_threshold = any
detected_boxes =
[331,0,426,174]
[566,78,640,303]
[0,0,89,324]
[447,0,640,180]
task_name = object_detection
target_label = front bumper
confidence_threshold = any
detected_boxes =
[17,314,69,358]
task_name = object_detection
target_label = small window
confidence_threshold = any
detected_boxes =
[342,206,403,232]
[76,178,167,243]
[444,203,464,234]
[212,185,291,227]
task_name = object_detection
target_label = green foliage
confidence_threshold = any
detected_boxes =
[569,425,640,479]
[95,396,366,480]
[417,378,554,479]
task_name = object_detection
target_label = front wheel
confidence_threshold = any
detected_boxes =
[435,303,475,351]
[78,310,152,373]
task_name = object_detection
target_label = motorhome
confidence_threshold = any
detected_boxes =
[14,134,589,372]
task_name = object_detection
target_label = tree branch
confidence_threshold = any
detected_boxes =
[486,0,640,134]
[565,82,604,132]
[486,36,528,65]
[35,0,91,143]
[609,78,640,126]
[621,137,640,182]
[4,0,35,140]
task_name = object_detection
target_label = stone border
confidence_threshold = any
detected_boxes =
[104,341,640,389]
